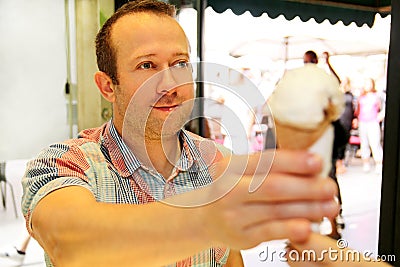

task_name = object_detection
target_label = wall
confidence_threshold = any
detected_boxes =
[75,0,112,132]
[0,0,69,160]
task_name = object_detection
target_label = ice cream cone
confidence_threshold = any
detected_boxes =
[275,120,334,177]
[273,102,338,177]
[275,118,334,177]
[275,118,335,235]
[274,119,331,150]
[267,63,343,236]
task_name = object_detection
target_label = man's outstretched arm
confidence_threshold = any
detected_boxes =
[30,150,339,267]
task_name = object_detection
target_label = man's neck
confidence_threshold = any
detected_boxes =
[126,131,181,179]
[145,135,181,179]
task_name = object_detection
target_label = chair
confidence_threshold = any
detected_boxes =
[0,161,18,218]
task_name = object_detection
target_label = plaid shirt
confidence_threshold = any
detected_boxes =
[22,121,231,267]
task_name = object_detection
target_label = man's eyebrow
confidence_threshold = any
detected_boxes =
[173,52,190,58]
[133,53,156,61]
[133,52,189,61]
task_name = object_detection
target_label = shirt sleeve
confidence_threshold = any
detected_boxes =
[21,142,93,232]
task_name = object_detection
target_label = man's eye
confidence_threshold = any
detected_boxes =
[173,61,189,69]
[139,62,153,69]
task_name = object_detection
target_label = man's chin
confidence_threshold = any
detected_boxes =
[145,119,183,138]
[123,112,188,140]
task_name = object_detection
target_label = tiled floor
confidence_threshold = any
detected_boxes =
[0,157,382,267]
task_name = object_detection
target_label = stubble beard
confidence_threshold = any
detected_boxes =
[120,97,192,142]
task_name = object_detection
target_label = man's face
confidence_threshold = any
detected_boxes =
[111,13,194,140]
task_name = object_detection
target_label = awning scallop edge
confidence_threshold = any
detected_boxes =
[205,0,391,27]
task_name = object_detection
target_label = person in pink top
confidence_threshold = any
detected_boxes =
[354,78,384,173]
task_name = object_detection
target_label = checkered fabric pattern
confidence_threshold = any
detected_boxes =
[22,121,231,266]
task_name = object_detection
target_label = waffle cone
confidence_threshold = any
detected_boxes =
[275,119,331,150]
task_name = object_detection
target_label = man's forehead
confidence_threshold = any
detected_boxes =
[112,12,175,35]
[111,12,188,53]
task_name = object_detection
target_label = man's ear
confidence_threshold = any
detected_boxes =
[94,71,116,102]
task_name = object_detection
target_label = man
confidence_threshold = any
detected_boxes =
[21,1,339,266]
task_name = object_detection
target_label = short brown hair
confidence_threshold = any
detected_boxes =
[95,0,176,84]
[303,50,318,64]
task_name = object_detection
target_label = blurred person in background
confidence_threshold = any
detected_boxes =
[354,77,384,173]
[0,235,31,264]
[335,77,355,174]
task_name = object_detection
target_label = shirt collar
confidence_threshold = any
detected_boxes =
[178,130,222,172]
[103,121,206,178]
[103,121,140,177]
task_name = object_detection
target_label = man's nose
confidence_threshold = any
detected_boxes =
[156,68,178,95]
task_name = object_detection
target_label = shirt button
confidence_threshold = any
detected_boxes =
[163,182,175,198]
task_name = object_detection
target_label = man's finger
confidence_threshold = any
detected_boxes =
[247,175,338,202]
[269,150,323,174]
[215,150,324,193]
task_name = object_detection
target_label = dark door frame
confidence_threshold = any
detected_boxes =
[378,0,400,265]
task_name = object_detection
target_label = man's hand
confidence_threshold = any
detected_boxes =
[173,149,340,250]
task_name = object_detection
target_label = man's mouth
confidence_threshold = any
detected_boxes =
[152,104,179,112]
